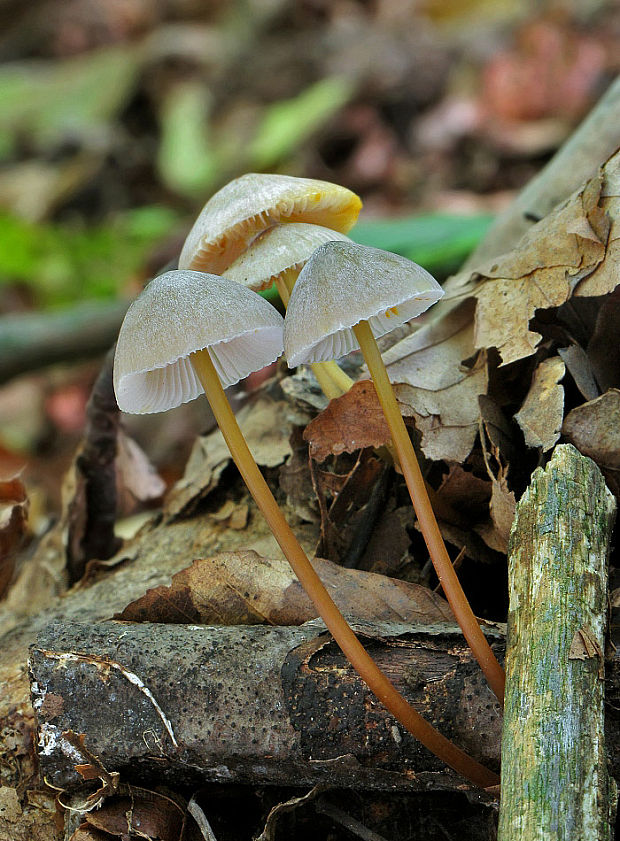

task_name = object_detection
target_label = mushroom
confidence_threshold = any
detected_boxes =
[113,268,498,788]
[179,172,362,275]
[224,222,354,398]
[284,242,506,705]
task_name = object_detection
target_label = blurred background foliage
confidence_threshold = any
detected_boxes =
[0,0,616,307]
[0,0,617,505]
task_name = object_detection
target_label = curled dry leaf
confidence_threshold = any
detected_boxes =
[562,388,620,496]
[165,396,293,520]
[382,300,488,462]
[85,788,185,841]
[380,149,619,467]
[514,356,565,452]
[0,474,28,599]
[116,549,455,627]
[303,380,391,463]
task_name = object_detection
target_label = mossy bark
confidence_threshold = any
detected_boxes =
[499,444,617,840]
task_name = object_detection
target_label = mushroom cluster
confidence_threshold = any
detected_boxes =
[113,173,502,787]
[180,174,362,399]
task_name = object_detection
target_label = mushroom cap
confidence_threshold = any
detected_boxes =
[223,222,352,291]
[114,270,284,414]
[179,173,362,275]
[284,242,444,366]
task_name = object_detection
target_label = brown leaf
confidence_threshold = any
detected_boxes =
[0,474,28,599]
[165,396,293,520]
[85,789,185,841]
[468,151,618,365]
[303,380,391,463]
[514,356,565,451]
[116,430,166,505]
[562,389,620,496]
[116,550,455,627]
[383,301,488,461]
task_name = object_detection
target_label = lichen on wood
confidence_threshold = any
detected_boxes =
[499,444,616,840]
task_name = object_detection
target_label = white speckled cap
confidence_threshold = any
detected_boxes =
[179,173,362,275]
[223,223,352,291]
[284,242,444,366]
[114,270,284,414]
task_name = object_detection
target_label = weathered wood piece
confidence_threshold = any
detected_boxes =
[30,619,504,792]
[499,445,617,840]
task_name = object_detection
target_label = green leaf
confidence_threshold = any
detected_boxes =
[350,214,493,275]
[0,207,179,307]
[157,82,219,198]
[249,76,354,170]
[0,45,142,160]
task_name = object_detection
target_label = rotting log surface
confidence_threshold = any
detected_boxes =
[30,620,504,793]
[499,445,617,840]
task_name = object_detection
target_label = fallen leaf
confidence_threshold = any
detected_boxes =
[116,549,455,627]
[562,389,620,496]
[85,789,185,841]
[279,426,319,523]
[514,356,565,451]
[467,149,618,366]
[587,285,620,393]
[116,431,166,506]
[435,465,491,523]
[380,299,488,461]
[558,344,600,401]
[303,381,391,463]
[165,395,293,520]
[0,474,28,599]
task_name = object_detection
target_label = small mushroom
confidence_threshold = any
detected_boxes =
[179,172,362,275]
[284,242,505,705]
[224,222,354,398]
[113,269,497,788]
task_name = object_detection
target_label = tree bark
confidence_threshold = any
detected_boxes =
[30,619,505,793]
[498,445,617,840]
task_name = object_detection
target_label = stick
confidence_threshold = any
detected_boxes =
[498,444,617,840]
[31,619,504,793]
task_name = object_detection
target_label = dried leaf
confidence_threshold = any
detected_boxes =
[558,344,600,401]
[116,550,455,627]
[562,389,620,496]
[379,298,488,461]
[587,285,620,393]
[467,149,619,366]
[165,396,293,520]
[0,474,28,599]
[435,465,491,522]
[85,789,185,841]
[116,431,166,505]
[303,381,391,463]
[514,356,565,451]
[476,478,517,555]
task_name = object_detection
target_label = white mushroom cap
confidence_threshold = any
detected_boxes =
[114,270,284,414]
[284,242,444,366]
[179,173,362,275]
[223,223,352,291]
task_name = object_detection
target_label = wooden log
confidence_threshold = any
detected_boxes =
[498,445,617,840]
[30,619,505,793]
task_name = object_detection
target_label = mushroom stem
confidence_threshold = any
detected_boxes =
[352,319,506,706]
[190,346,499,789]
[276,272,353,400]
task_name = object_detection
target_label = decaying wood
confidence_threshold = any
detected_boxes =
[30,619,505,793]
[499,445,617,840]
